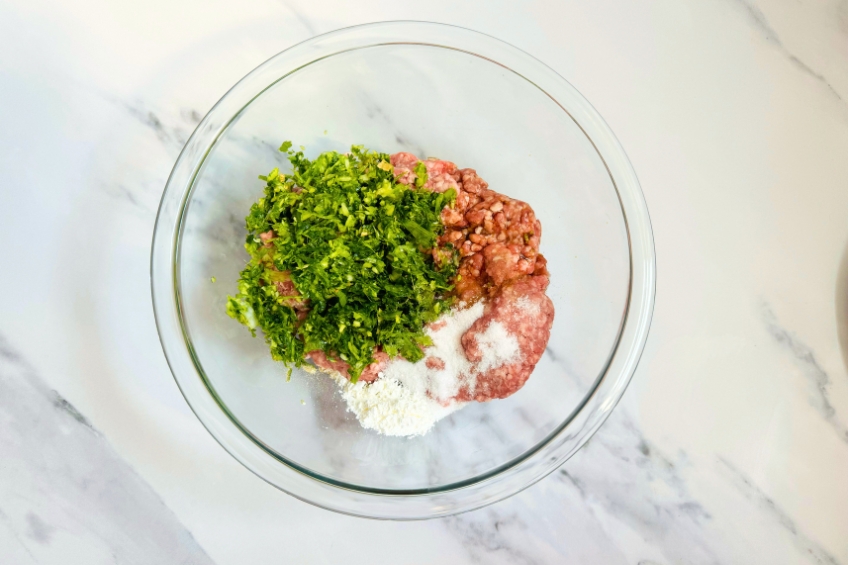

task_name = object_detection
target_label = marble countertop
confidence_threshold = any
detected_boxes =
[1,0,847,562]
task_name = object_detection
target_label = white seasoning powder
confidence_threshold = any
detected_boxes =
[515,295,540,316]
[472,321,521,372]
[383,301,485,403]
[328,301,522,437]
[331,373,463,437]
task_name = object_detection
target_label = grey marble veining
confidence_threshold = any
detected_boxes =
[433,409,718,564]
[551,415,720,564]
[1,0,847,562]
[439,404,846,565]
[717,458,840,565]
[761,301,848,444]
[727,0,846,104]
[0,336,215,564]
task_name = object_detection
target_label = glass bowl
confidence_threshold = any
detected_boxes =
[151,21,655,519]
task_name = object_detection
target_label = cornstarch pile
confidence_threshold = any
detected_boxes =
[330,302,522,436]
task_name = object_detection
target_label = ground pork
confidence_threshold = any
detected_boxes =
[263,153,553,398]
[455,275,554,401]
[306,349,390,383]
[392,156,547,304]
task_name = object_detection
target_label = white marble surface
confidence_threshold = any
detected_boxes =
[1,0,847,562]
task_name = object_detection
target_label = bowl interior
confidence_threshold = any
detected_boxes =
[177,44,630,491]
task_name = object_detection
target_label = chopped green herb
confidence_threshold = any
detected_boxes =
[227,143,458,382]
[210,276,216,283]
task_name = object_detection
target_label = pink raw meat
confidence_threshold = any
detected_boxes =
[306,349,391,383]
[456,276,554,401]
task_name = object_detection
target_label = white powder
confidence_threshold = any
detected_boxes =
[472,321,521,372]
[383,301,486,402]
[331,373,463,437]
[515,295,540,316]
[326,302,522,437]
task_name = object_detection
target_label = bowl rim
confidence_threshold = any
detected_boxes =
[151,20,656,519]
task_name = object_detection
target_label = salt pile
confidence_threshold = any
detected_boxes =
[330,301,521,437]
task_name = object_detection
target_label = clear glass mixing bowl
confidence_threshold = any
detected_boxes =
[151,21,655,519]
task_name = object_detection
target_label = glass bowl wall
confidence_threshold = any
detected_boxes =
[151,21,655,519]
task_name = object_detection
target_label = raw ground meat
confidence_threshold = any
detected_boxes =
[390,152,461,193]
[262,152,553,397]
[392,153,548,304]
[306,349,390,383]
[391,152,554,402]
[456,276,554,401]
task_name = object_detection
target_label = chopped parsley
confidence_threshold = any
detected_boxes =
[227,143,458,382]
